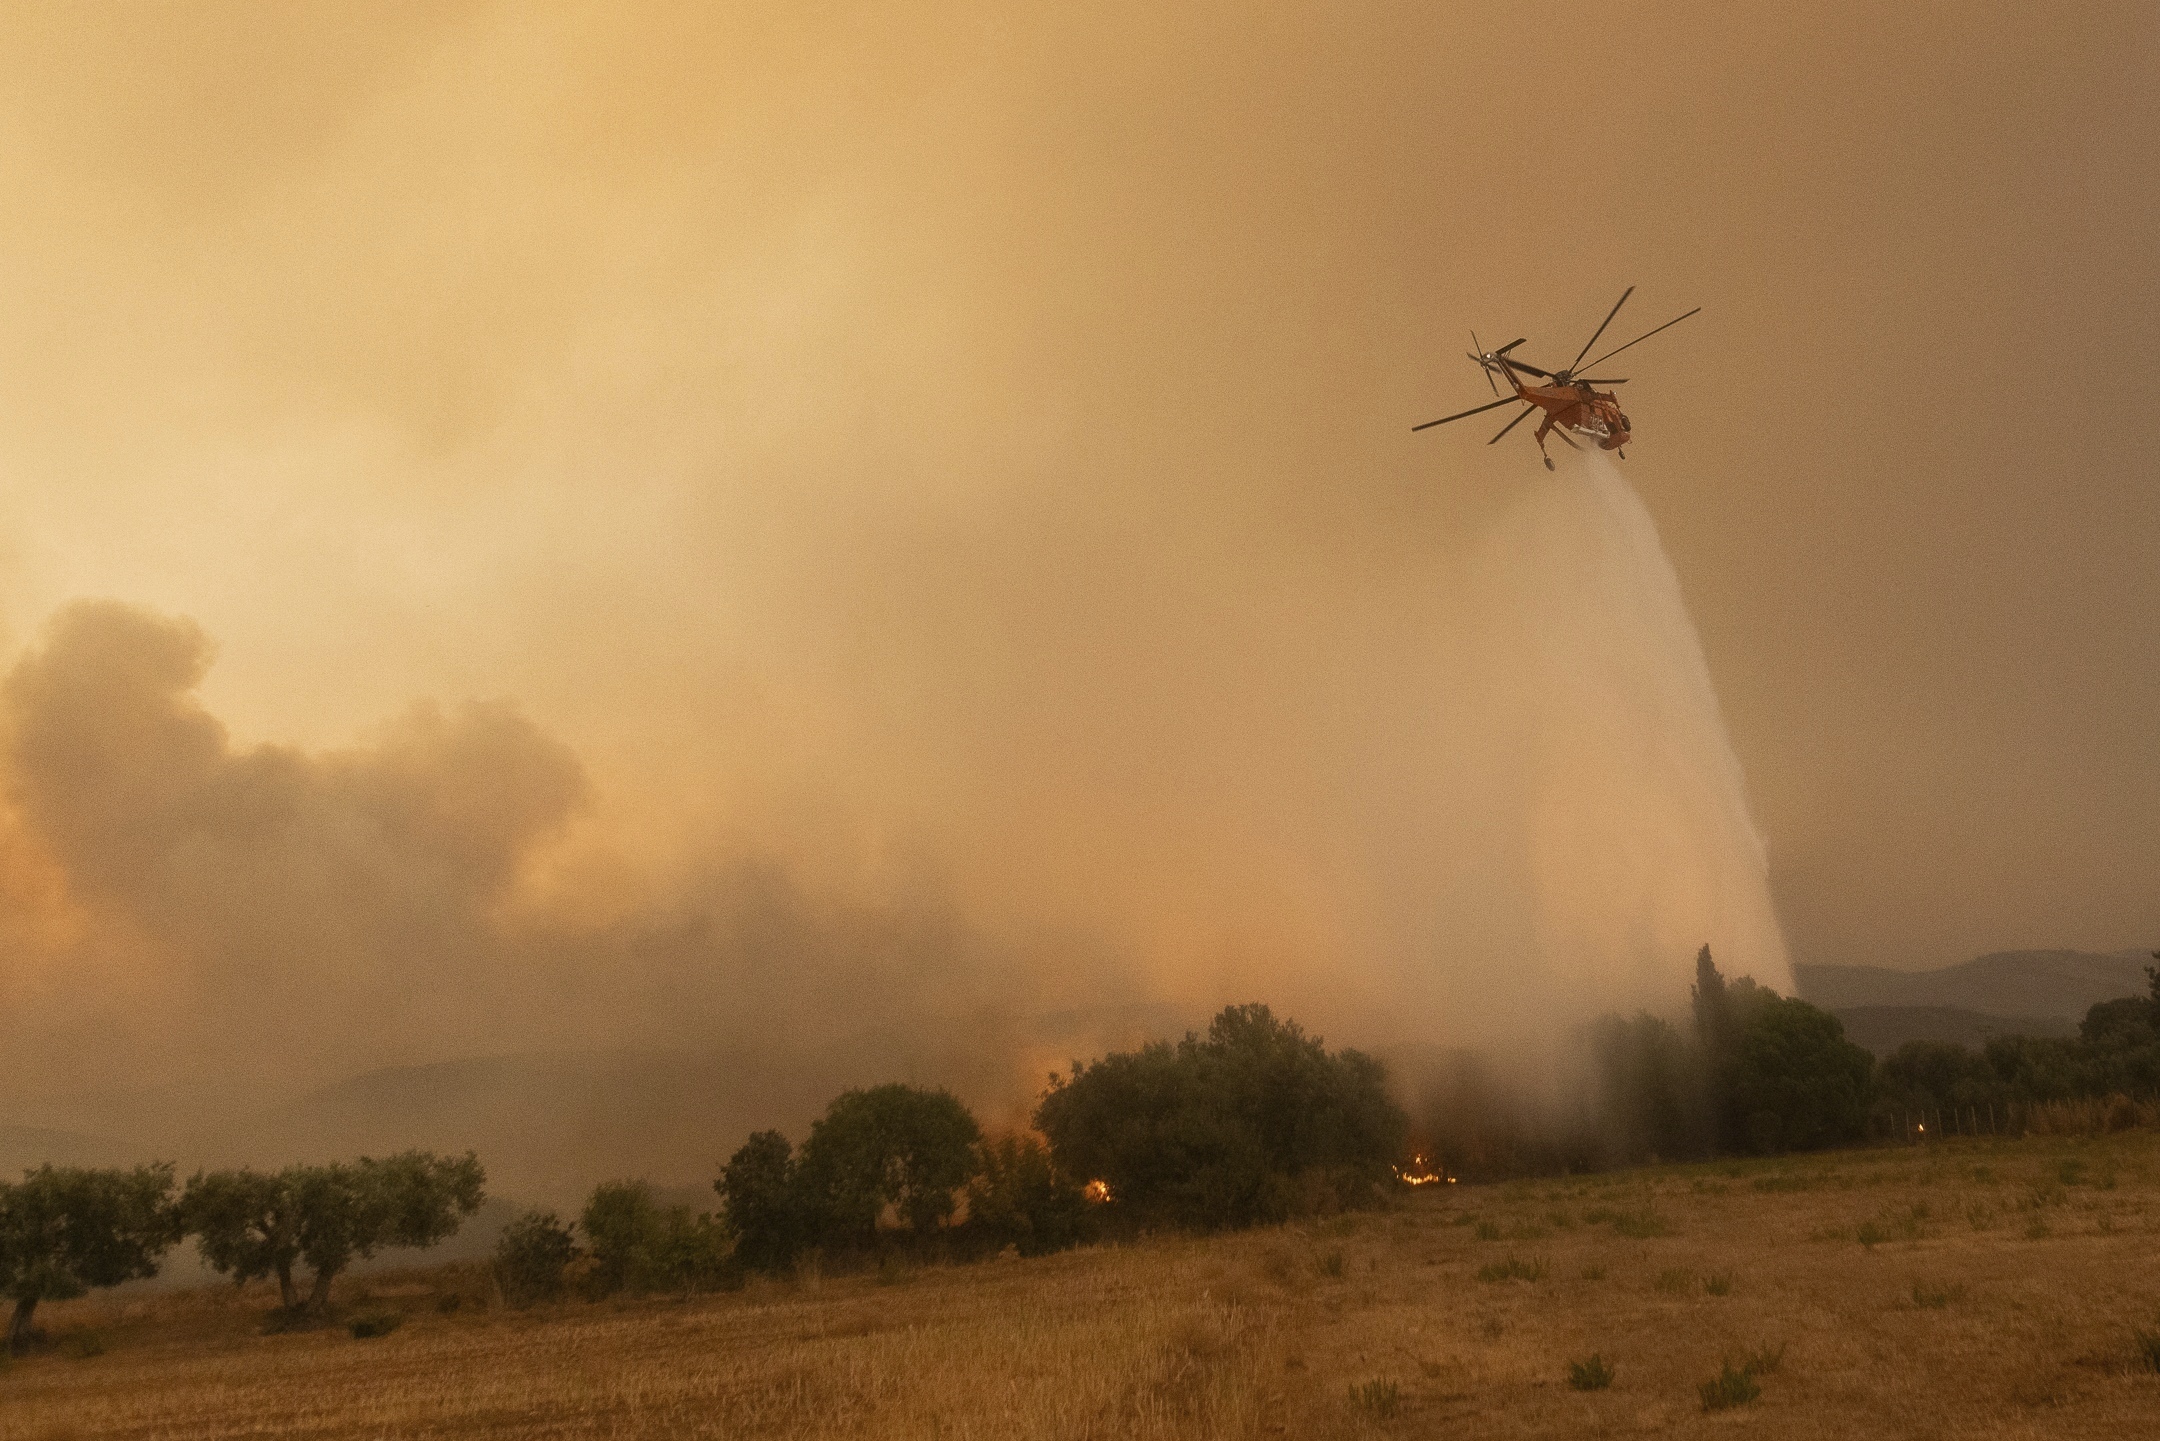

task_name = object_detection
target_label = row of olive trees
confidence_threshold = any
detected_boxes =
[491,1182,736,1307]
[0,1151,483,1351]
[492,1005,1404,1304]
[1423,949,1885,1178]
[495,1084,1039,1303]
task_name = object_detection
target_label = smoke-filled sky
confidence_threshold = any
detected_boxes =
[2,3,2156,1128]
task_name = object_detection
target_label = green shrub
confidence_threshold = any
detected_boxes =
[580,1181,740,1299]
[493,1209,580,1308]
[348,1311,403,1339]
[716,1131,802,1273]
[1567,1354,1615,1391]
[1035,1004,1407,1233]
[795,1085,982,1247]
[964,1134,1093,1258]
[1698,1361,1760,1411]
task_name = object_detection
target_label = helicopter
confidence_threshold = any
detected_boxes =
[1412,287,1699,469]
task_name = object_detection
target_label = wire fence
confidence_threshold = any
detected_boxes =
[1871,1094,2160,1143]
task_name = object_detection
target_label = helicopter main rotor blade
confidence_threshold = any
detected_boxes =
[1472,331,1498,395]
[1488,405,1535,444]
[1578,377,1627,385]
[1582,306,1701,372]
[1495,338,1527,355]
[1501,356,1553,378]
[1412,394,1521,432]
[1569,286,1634,373]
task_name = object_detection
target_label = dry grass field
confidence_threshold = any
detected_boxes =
[9,1130,2160,1439]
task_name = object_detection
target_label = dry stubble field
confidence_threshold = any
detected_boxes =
[8,1131,2160,1440]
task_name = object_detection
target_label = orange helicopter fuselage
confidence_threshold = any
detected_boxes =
[1511,376,1630,452]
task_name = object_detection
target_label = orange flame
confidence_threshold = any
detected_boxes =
[1083,1179,1113,1203]
[1393,1153,1451,1187]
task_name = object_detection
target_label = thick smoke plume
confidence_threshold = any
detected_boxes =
[0,8,1805,1199]
[0,444,1787,1198]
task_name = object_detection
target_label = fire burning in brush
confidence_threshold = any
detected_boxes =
[1083,1179,1113,1203]
[1394,1154,1453,1187]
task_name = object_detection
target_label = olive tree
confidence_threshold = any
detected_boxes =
[578,1180,733,1298]
[716,1130,801,1273]
[793,1084,982,1248]
[186,1150,484,1314]
[0,1163,182,1352]
[492,1209,580,1308]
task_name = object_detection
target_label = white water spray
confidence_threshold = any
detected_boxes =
[1476,452,1792,1022]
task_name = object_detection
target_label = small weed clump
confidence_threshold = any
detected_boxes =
[1477,1255,1547,1283]
[1613,1208,1670,1239]
[349,1312,404,1340]
[56,1330,106,1360]
[1698,1361,1760,1411]
[1580,1264,1607,1281]
[2023,1182,2067,1211]
[1737,1341,1786,1375]
[1703,1272,1734,1296]
[1753,1173,1812,1193]
[2025,1218,2051,1240]
[1317,1249,1346,1279]
[1473,1220,1503,1242]
[1349,1378,1400,1418]
[2133,1325,2160,1374]
[1585,1205,1672,1238]
[1855,1221,1886,1249]
[1567,1354,1615,1391]
[1653,1268,1692,1294]
[1910,1280,1965,1309]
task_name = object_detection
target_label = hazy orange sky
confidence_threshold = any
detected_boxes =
[1,3,2155,1113]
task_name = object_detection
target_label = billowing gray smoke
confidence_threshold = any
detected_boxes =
[0,440,1789,1204]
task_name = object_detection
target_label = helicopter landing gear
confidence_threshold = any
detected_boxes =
[1544,456,1555,471]
[1617,448,1626,459]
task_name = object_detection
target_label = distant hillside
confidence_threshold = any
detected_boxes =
[1830,1005,2079,1058]
[184,1003,1197,1211]
[0,1123,148,1176]
[1796,949,2152,1020]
